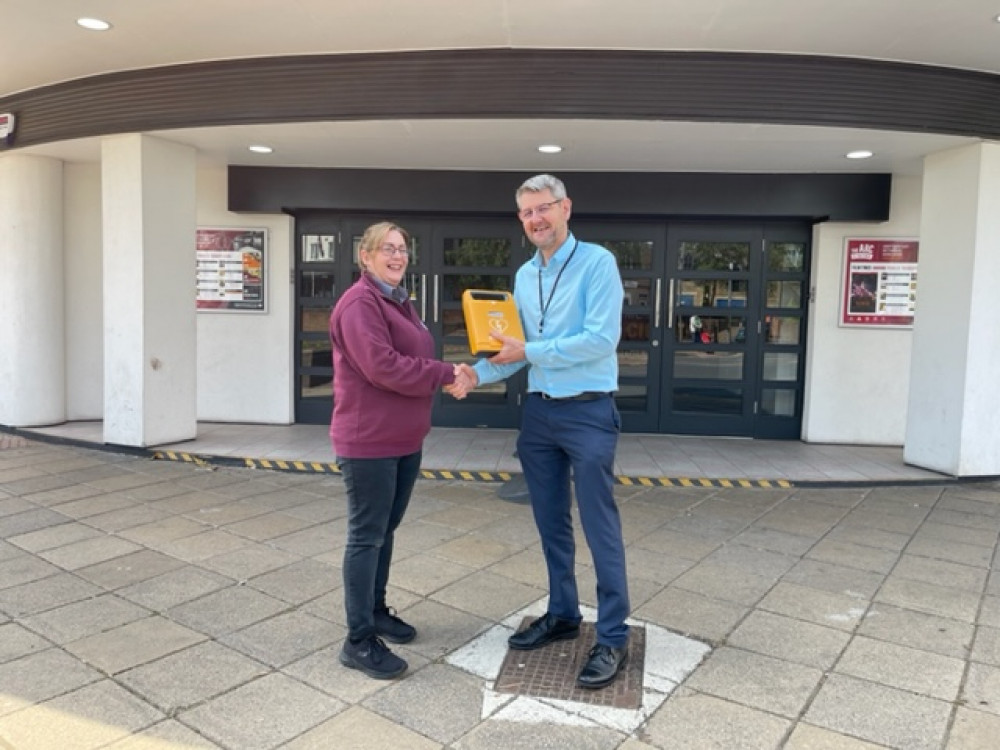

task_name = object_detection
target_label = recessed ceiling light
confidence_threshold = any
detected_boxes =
[846,150,874,160]
[538,144,563,154]
[77,18,112,31]
[248,145,273,154]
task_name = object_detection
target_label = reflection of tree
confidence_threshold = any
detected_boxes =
[443,238,511,266]
[680,242,749,271]
[598,241,653,270]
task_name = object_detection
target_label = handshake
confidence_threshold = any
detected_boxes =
[444,364,478,400]
[443,331,525,400]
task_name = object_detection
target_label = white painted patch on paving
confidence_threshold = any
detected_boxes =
[446,599,711,735]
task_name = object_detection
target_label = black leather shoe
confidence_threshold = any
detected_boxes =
[576,643,627,689]
[508,613,580,651]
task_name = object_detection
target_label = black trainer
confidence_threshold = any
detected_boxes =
[339,635,407,679]
[374,606,417,644]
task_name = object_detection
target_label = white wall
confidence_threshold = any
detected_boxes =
[801,174,922,445]
[64,163,104,419]
[195,165,294,423]
[61,161,293,426]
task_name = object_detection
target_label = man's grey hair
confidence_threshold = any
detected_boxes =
[516,174,567,202]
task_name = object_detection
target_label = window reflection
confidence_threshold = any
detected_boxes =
[300,341,332,368]
[764,316,800,344]
[442,237,509,267]
[767,243,805,272]
[622,315,650,342]
[301,307,332,333]
[678,242,750,271]
[766,281,801,308]
[617,350,648,379]
[597,240,654,270]
[677,279,748,308]
[761,388,796,416]
[763,353,798,381]
[300,271,335,299]
[300,375,332,399]
[672,386,742,415]
[673,351,744,380]
[675,314,745,345]
[622,279,652,307]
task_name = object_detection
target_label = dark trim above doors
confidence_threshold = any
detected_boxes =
[230,167,891,222]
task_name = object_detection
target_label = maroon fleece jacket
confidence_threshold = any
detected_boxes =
[329,274,455,458]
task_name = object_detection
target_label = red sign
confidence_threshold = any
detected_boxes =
[841,238,919,327]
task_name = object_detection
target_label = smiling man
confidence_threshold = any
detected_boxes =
[454,174,630,689]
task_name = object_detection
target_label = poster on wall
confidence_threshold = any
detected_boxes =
[840,238,919,328]
[196,228,267,312]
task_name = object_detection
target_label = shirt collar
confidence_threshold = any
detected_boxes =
[533,232,577,268]
[366,272,408,303]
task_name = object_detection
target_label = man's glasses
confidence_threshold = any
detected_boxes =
[517,199,563,221]
[376,244,409,258]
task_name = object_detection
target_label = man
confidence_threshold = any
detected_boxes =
[454,174,630,689]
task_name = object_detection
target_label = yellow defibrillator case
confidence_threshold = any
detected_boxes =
[461,289,525,355]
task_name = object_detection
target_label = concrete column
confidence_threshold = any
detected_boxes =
[905,142,1000,476]
[0,154,65,426]
[102,134,197,447]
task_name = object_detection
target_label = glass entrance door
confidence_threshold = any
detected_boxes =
[428,220,529,428]
[660,223,809,438]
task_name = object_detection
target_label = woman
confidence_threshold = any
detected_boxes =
[329,221,458,679]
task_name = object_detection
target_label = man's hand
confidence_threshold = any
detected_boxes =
[444,363,479,400]
[488,333,526,365]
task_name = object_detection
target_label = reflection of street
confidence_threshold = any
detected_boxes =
[673,351,743,379]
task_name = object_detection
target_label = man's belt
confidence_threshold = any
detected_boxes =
[537,391,611,402]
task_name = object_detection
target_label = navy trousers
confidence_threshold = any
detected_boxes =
[516,393,630,648]
[338,451,421,642]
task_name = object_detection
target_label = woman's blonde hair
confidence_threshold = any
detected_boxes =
[358,221,409,269]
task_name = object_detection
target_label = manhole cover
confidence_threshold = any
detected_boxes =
[494,619,645,709]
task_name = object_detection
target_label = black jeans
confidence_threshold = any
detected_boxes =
[338,451,422,642]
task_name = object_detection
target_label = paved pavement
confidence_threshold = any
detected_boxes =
[2,436,1000,749]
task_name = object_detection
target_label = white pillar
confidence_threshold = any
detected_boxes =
[0,154,65,426]
[102,134,197,447]
[905,142,1000,477]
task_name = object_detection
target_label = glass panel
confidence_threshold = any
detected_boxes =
[300,340,332,368]
[677,279,748,307]
[768,242,805,272]
[676,314,746,344]
[301,234,335,263]
[761,388,797,416]
[678,242,750,271]
[673,351,744,380]
[672,386,742,415]
[622,314,650,342]
[300,307,332,333]
[763,352,798,381]
[766,281,801,309]
[614,384,647,410]
[442,237,510,267]
[622,278,652,307]
[299,271,335,299]
[300,375,332,398]
[764,316,800,345]
[618,349,648,380]
[405,272,423,304]
[442,274,510,302]
[442,309,467,340]
[596,240,653,270]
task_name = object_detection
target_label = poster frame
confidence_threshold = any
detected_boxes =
[196,227,268,313]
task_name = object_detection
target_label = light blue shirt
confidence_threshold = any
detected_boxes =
[473,233,623,396]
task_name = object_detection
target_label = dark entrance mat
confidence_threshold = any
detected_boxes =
[494,619,645,709]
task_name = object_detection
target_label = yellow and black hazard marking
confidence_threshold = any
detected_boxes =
[615,475,794,489]
[150,450,793,487]
[419,469,515,483]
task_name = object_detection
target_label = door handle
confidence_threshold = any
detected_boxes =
[666,278,674,330]
[433,274,439,324]
[420,274,427,320]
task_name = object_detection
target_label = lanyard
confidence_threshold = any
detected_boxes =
[537,239,579,335]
